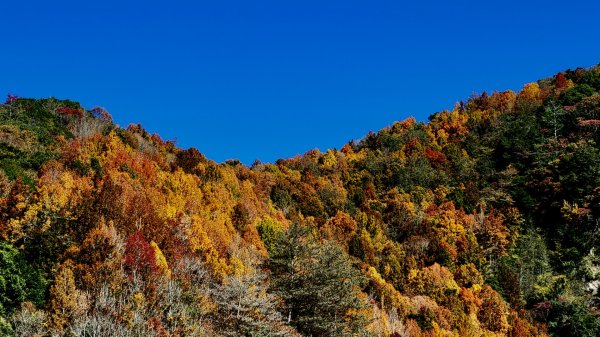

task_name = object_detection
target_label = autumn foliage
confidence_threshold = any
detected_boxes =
[2,65,600,336]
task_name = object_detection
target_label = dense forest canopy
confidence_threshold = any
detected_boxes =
[1,65,599,336]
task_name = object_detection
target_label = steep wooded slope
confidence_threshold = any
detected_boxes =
[1,65,600,336]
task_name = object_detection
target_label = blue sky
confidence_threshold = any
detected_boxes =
[2,0,599,164]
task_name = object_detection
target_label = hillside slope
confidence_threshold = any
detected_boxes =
[1,65,599,336]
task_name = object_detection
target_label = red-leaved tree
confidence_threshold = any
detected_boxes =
[124,230,159,279]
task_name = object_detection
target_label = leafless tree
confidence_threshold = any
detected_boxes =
[11,302,48,337]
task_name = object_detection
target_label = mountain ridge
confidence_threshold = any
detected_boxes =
[1,64,599,336]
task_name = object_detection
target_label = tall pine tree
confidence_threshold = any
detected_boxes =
[268,223,370,337]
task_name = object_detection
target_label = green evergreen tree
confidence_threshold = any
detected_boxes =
[0,243,47,316]
[268,223,370,337]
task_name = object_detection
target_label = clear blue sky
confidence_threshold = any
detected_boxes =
[2,1,599,164]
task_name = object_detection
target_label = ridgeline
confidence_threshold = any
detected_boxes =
[1,65,600,336]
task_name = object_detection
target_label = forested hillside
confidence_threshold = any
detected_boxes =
[1,65,599,336]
